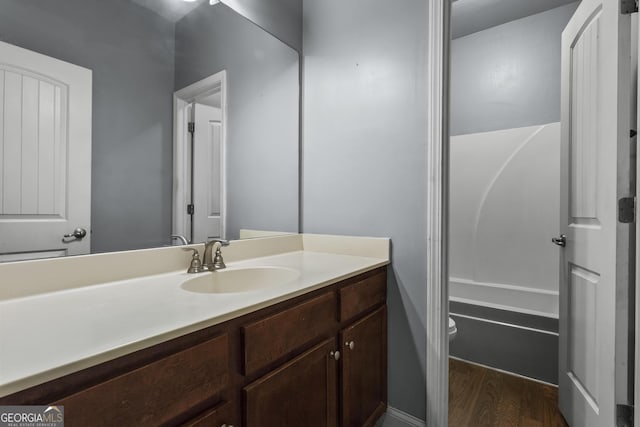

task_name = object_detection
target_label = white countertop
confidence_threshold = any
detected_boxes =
[0,234,389,397]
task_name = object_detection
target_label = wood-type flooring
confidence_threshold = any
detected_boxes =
[449,358,569,427]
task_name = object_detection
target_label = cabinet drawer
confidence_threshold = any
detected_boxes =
[339,271,386,321]
[243,292,336,375]
[56,334,229,426]
[182,400,236,427]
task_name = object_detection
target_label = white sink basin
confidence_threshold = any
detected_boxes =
[180,267,300,294]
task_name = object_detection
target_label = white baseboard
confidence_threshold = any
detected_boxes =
[449,277,558,317]
[376,406,426,427]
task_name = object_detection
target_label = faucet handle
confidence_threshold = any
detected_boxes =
[184,248,205,273]
[213,247,226,270]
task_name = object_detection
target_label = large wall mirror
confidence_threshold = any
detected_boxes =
[0,0,300,261]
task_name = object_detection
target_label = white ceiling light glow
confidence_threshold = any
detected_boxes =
[132,0,219,22]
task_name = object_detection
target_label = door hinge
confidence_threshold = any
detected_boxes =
[619,197,635,223]
[188,122,195,133]
[622,0,639,14]
[617,404,634,427]
[187,204,194,215]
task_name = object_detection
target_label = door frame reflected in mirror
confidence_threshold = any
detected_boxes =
[173,70,228,244]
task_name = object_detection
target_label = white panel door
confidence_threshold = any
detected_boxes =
[0,41,92,261]
[559,1,632,426]
[192,103,224,243]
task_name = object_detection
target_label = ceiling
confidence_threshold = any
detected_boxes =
[452,0,578,39]
[130,0,209,22]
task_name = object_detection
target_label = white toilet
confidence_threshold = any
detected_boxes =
[448,317,457,341]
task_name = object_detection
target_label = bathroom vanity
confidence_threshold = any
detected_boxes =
[0,234,389,427]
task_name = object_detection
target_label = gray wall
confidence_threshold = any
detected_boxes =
[302,0,428,419]
[224,0,302,52]
[0,0,175,252]
[450,2,578,136]
[175,4,299,240]
[451,0,576,39]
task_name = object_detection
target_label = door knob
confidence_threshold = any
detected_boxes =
[345,341,355,350]
[63,228,87,241]
[552,234,566,247]
[330,350,341,361]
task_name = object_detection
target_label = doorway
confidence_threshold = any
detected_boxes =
[447,2,576,425]
[445,1,637,426]
[173,71,227,244]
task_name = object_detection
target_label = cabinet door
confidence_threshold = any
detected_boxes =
[341,306,387,427]
[244,338,338,427]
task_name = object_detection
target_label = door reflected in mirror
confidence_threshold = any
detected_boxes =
[0,0,299,262]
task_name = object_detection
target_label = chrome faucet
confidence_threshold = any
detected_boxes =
[170,234,189,245]
[202,239,230,271]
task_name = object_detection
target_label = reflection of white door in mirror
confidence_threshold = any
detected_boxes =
[173,70,227,244]
[0,41,92,262]
[193,102,224,242]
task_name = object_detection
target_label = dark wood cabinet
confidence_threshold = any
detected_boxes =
[181,400,237,427]
[340,306,387,427]
[244,339,338,427]
[55,333,230,427]
[242,291,337,375]
[243,270,387,427]
[2,267,387,427]
[339,272,386,322]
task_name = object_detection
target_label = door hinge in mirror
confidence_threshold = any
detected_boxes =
[616,404,634,427]
[188,122,195,133]
[187,204,194,215]
[618,197,635,223]
[622,0,638,14]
